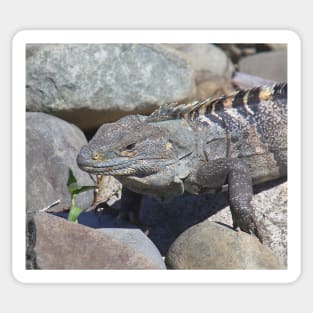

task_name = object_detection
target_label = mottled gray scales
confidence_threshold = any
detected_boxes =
[252,98,287,176]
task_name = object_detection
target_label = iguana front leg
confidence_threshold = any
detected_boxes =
[185,158,262,241]
[227,159,261,240]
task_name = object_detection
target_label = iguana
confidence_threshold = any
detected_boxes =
[77,82,287,241]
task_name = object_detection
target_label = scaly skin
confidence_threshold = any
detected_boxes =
[77,83,287,241]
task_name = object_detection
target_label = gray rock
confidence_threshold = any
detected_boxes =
[26,112,94,213]
[168,44,234,82]
[26,44,195,130]
[27,213,166,269]
[165,220,281,269]
[98,228,166,269]
[239,50,287,82]
[167,44,235,99]
[253,181,288,265]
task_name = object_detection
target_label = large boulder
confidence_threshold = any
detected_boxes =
[26,112,94,213]
[168,44,234,81]
[98,228,166,269]
[165,220,281,269]
[26,44,196,130]
[27,213,166,269]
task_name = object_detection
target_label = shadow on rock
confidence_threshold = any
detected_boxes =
[55,190,230,256]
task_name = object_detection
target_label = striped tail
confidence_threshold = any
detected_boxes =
[146,82,287,123]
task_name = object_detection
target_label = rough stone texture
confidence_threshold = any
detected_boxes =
[98,228,166,269]
[253,181,288,265]
[239,50,287,82]
[26,44,196,130]
[26,112,94,213]
[168,44,234,82]
[27,213,166,269]
[165,220,281,269]
[167,44,235,99]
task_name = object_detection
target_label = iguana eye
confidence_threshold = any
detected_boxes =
[120,143,138,157]
[126,143,136,150]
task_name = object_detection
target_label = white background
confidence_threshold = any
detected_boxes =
[12,29,301,284]
[1,0,311,312]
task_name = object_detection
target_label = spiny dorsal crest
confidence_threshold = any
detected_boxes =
[146,82,287,123]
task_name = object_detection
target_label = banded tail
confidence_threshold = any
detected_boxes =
[146,82,287,123]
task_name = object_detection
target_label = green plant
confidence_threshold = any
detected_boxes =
[67,168,96,222]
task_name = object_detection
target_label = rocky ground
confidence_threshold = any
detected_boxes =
[26,43,288,269]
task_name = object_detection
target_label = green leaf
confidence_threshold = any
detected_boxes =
[67,168,77,186]
[67,168,96,195]
[72,185,96,195]
[66,168,97,223]
[67,205,82,222]
[67,168,79,195]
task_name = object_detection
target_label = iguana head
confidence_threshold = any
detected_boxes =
[77,115,194,177]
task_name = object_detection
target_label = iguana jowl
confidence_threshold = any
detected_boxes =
[77,83,287,240]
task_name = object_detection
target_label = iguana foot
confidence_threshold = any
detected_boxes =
[232,208,263,243]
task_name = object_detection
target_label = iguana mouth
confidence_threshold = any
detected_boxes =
[77,145,177,176]
[77,161,137,175]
